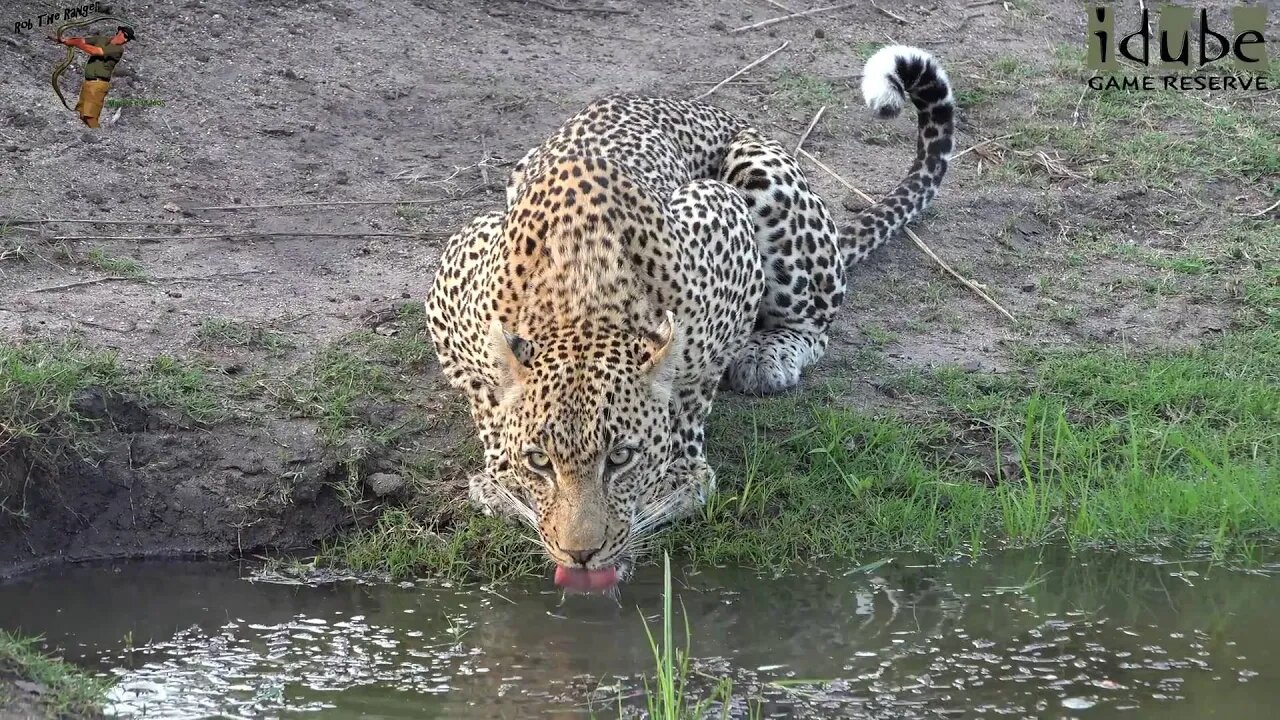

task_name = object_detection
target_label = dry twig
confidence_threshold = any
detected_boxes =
[694,41,789,100]
[1245,199,1280,217]
[729,2,859,34]
[869,1,908,23]
[7,218,228,227]
[29,276,135,293]
[29,270,271,293]
[163,270,271,284]
[798,148,1017,324]
[189,199,449,211]
[396,155,506,186]
[1071,85,1089,126]
[479,137,493,189]
[951,133,1017,160]
[794,106,827,155]
[51,231,430,243]
[1016,149,1084,181]
[522,0,630,14]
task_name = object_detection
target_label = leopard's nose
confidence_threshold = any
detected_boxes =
[563,547,601,565]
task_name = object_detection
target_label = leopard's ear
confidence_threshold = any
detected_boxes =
[641,311,680,383]
[489,318,533,386]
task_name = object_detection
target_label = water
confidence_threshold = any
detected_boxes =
[0,549,1276,718]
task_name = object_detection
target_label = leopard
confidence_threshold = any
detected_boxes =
[424,45,955,593]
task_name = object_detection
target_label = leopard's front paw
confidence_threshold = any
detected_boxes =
[723,335,803,395]
[665,458,717,519]
[468,471,502,517]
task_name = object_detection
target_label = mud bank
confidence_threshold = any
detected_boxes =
[0,393,355,577]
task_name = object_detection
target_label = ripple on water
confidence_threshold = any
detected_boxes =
[104,614,479,717]
[0,551,1272,719]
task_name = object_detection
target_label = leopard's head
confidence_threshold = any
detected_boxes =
[487,314,680,591]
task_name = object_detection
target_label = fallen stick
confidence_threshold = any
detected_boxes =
[869,1,908,23]
[729,2,859,34]
[162,270,271,284]
[1070,84,1089,126]
[29,270,271,293]
[793,106,827,156]
[29,276,134,293]
[523,0,631,14]
[951,132,1017,160]
[50,231,429,242]
[1245,199,1279,217]
[188,199,449,211]
[798,148,1017,324]
[7,218,227,227]
[694,41,789,100]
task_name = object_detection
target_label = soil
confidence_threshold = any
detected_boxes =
[0,671,89,720]
[0,0,1273,584]
[0,672,47,720]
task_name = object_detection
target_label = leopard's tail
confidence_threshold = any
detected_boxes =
[839,45,954,266]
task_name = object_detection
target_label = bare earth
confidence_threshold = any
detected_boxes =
[0,0,1275,578]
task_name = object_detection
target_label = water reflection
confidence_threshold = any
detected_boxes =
[0,548,1274,718]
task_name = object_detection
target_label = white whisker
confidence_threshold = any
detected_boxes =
[487,480,539,529]
[631,485,693,537]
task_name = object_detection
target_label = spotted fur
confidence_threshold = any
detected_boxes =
[425,46,955,580]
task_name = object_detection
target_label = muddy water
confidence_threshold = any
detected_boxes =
[0,550,1276,719]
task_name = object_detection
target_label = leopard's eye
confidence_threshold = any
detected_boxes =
[606,447,635,469]
[525,450,552,473]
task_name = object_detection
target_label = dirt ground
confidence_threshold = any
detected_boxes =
[0,671,48,720]
[0,0,1276,580]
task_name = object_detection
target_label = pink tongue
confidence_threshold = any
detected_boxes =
[554,565,619,593]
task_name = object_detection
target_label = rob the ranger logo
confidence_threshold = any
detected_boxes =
[1086,4,1271,91]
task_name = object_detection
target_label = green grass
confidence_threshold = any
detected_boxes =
[695,330,1277,566]
[86,248,145,278]
[270,302,434,437]
[0,342,230,473]
[775,71,839,112]
[5,302,439,525]
[1003,82,1280,186]
[319,507,542,582]
[852,41,880,61]
[0,630,111,718]
[276,347,396,434]
[992,55,1034,78]
[632,553,746,720]
[861,326,896,346]
[978,42,1280,186]
[196,318,294,355]
[323,326,1280,579]
[955,87,996,109]
[136,356,230,423]
[1241,264,1279,329]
